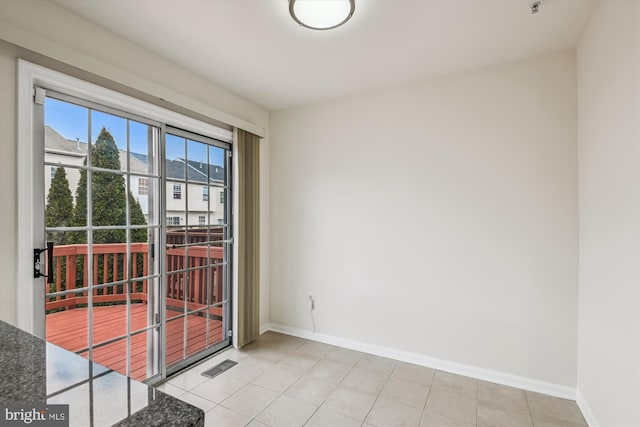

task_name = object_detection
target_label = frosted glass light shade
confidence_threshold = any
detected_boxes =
[289,0,356,30]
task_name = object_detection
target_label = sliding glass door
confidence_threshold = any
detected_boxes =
[38,90,231,382]
[163,129,232,374]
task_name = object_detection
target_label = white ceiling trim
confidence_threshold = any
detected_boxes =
[0,21,266,138]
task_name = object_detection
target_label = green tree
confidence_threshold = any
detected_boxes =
[71,127,148,290]
[129,192,148,243]
[129,193,147,287]
[93,127,124,243]
[45,166,74,245]
[70,158,87,245]
[72,127,147,243]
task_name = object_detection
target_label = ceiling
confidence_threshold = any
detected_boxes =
[47,0,599,111]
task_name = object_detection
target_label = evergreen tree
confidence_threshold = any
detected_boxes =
[71,157,88,244]
[92,127,126,243]
[72,127,145,243]
[71,127,148,289]
[129,192,147,286]
[45,166,74,245]
[129,192,148,243]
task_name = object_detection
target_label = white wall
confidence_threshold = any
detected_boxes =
[576,1,640,426]
[0,40,20,325]
[0,0,271,328]
[270,51,578,389]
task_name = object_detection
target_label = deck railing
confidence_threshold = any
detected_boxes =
[46,242,224,313]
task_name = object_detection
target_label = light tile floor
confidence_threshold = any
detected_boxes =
[155,332,587,427]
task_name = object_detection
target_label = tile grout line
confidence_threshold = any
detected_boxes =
[476,378,479,427]
[181,333,582,427]
[194,338,350,425]
[358,361,396,426]
[360,386,381,426]
[298,351,334,427]
[249,337,313,426]
[210,345,284,422]
[301,350,365,426]
[524,390,535,427]
[250,340,351,426]
[417,369,436,427]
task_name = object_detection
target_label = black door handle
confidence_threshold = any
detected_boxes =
[34,242,54,284]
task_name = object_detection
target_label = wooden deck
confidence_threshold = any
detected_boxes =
[46,303,223,381]
[44,241,227,381]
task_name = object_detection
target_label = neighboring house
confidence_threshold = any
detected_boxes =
[44,125,86,205]
[164,157,226,227]
[45,126,225,226]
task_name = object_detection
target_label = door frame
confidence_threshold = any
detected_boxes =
[17,60,237,354]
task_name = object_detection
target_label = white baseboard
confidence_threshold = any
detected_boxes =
[263,322,577,400]
[576,389,599,427]
[259,323,271,335]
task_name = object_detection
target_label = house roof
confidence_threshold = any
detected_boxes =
[45,126,225,182]
[45,126,162,176]
[45,125,87,157]
[185,159,225,183]
[132,152,224,183]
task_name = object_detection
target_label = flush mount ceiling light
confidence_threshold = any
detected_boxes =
[289,0,356,30]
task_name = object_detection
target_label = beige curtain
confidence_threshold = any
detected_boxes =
[236,129,260,347]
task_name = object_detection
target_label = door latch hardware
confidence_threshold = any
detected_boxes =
[34,242,54,284]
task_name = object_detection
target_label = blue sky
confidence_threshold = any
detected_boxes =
[45,97,225,166]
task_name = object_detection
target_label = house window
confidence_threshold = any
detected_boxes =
[173,184,182,199]
[198,215,206,226]
[202,186,208,201]
[217,218,224,225]
[50,166,57,178]
[219,191,224,204]
[138,178,149,195]
[167,216,180,226]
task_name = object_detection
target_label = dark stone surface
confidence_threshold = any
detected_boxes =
[0,321,204,427]
[0,321,47,404]
[114,391,205,427]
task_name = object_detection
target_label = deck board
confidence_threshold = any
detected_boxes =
[46,303,223,381]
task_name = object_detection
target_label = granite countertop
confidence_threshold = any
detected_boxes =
[0,321,204,427]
